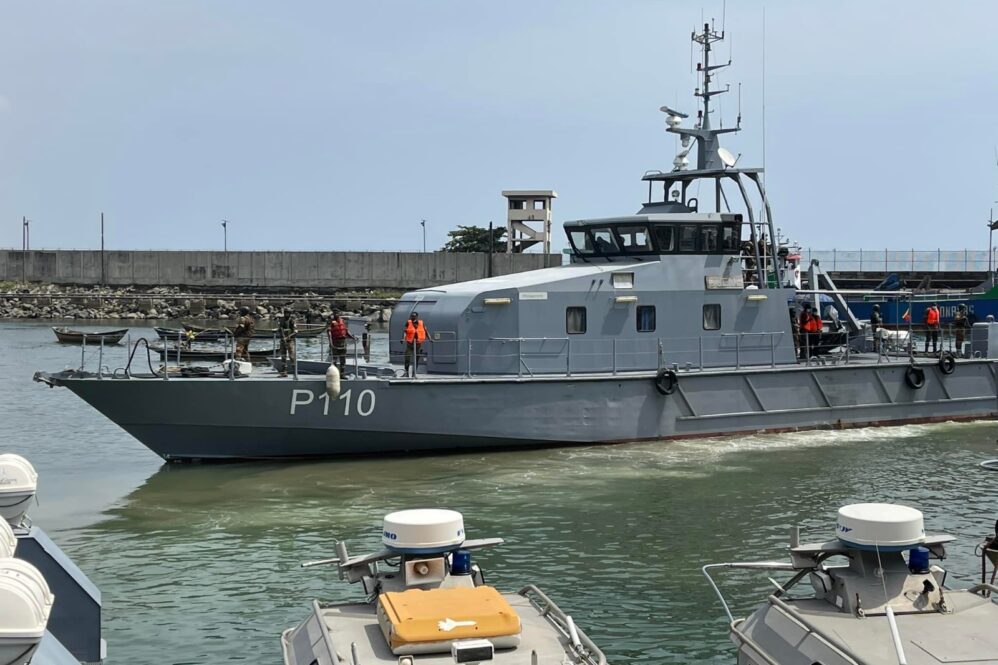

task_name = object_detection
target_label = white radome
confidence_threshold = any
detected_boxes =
[0,455,38,527]
[382,509,465,554]
[837,503,925,549]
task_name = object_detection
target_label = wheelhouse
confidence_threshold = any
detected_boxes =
[564,214,743,260]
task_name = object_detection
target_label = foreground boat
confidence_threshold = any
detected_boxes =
[282,509,604,665]
[704,503,998,665]
[51,327,127,345]
[33,24,998,461]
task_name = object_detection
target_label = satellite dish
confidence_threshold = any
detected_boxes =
[718,147,737,168]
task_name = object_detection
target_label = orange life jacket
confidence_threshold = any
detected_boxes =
[405,319,426,343]
[801,312,822,333]
[329,319,348,340]
[925,307,939,326]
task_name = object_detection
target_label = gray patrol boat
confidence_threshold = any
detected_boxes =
[704,503,998,665]
[35,24,998,461]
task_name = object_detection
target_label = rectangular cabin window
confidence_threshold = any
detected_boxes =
[612,272,634,289]
[590,228,619,255]
[703,304,721,330]
[637,305,656,332]
[655,225,675,252]
[701,225,719,253]
[616,226,651,252]
[566,307,587,334]
[721,223,741,252]
[509,199,525,210]
[532,199,546,210]
[679,225,698,252]
[568,230,593,255]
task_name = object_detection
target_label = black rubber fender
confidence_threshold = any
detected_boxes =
[655,368,678,396]
[938,352,956,375]
[904,365,926,390]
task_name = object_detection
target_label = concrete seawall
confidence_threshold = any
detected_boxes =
[0,250,558,289]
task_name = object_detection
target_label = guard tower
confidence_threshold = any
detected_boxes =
[502,190,557,254]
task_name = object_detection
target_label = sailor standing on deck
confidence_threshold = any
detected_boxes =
[233,307,255,361]
[953,304,969,356]
[403,312,429,377]
[328,311,353,376]
[923,303,940,354]
[798,303,822,359]
[278,308,297,377]
[870,304,882,352]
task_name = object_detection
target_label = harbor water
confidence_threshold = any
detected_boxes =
[3,320,998,664]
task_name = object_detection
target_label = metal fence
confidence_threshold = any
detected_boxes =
[803,249,995,272]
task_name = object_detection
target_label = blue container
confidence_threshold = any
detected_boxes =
[908,546,930,573]
[451,549,472,575]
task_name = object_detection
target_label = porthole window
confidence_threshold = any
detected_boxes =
[637,306,656,333]
[703,304,721,330]
[566,307,587,334]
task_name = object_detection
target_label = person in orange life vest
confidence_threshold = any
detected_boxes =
[327,311,354,375]
[798,303,823,358]
[923,303,940,354]
[402,312,430,377]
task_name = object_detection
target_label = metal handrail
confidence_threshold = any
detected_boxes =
[767,595,867,665]
[518,585,607,665]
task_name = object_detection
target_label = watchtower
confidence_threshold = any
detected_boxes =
[502,190,557,254]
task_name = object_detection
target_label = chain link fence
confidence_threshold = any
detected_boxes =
[802,249,995,272]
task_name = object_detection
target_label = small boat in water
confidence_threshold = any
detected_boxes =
[704,503,998,665]
[51,327,128,345]
[149,342,275,363]
[283,508,605,665]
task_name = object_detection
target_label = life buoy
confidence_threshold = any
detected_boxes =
[904,365,926,390]
[655,368,678,396]
[938,352,956,375]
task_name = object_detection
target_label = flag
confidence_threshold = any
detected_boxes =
[902,307,911,322]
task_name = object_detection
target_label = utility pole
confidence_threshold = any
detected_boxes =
[488,220,494,277]
[100,212,106,286]
[420,219,426,253]
[221,219,229,252]
[21,217,29,283]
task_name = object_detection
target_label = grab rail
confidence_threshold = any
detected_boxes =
[518,585,607,665]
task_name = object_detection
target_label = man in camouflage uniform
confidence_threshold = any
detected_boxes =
[233,306,255,361]
[278,308,298,376]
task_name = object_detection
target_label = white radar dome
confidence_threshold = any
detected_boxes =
[837,503,925,551]
[0,455,37,527]
[382,509,465,554]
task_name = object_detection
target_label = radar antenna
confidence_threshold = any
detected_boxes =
[663,23,741,172]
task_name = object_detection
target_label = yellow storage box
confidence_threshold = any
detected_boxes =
[377,586,521,655]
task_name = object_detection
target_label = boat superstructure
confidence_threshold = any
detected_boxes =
[33,22,998,461]
[704,503,998,665]
[282,509,604,665]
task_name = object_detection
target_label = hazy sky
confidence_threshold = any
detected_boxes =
[1,1,996,253]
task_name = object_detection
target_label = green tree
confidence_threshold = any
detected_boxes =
[441,225,506,253]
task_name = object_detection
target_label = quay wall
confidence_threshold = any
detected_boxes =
[0,250,559,289]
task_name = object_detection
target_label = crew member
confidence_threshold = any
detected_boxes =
[923,303,940,354]
[953,304,969,356]
[233,307,255,361]
[870,304,882,352]
[278,308,298,376]
[403,311,429,377]
[362,322,372,362]
[328,311,353,375]
[798,303,822,358]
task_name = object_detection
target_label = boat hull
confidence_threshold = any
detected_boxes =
[42,359,998,461]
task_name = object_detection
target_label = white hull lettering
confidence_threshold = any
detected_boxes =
[292,388,377,417]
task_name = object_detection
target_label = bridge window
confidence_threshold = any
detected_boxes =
[703,304,721,330]
[637,305,656,332]
[701,225,719,252]
[590,228,619,255]
[566,307,587,334]
[679,225,698,252]
[722,223,740,252]
[616,225,651,252]
[509,199,526,210]
[654,225,675,252]
[568,230,594,255]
